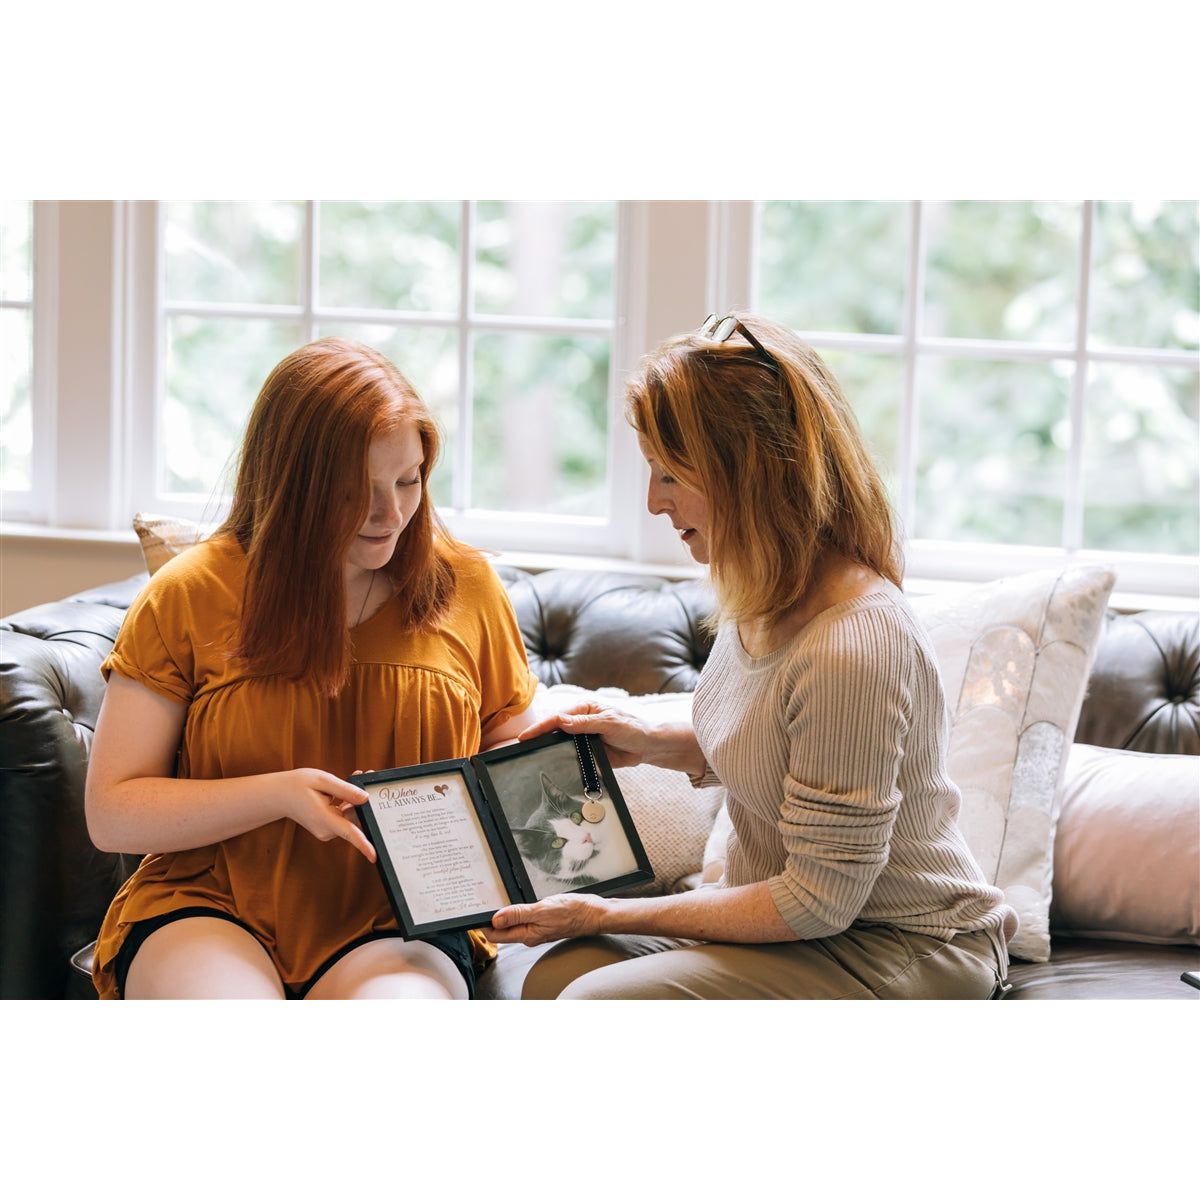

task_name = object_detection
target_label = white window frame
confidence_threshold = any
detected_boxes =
[1,201,56,523]
[127,201,660,558]
[4,199,1197,608]
[712,200,1199,599]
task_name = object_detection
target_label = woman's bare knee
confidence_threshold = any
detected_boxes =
[304,939,467,1000]
[124,917,285,999]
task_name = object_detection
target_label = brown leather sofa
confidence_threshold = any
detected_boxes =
[2,567,1197,1000]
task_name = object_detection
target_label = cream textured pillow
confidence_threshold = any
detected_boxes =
[909,565,1116,961]
[538,684,726,895]
[1050,744,1200,946]
[702,801,734,885]
[132,512,207,575]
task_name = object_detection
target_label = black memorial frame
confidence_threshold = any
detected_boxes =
[353,731,653,938]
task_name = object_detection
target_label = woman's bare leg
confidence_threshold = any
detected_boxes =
[304,939,468,1000]
[124,917,286,999]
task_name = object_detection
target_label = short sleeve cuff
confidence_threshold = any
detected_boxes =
[101,652,192,705]
[479,668,540,738]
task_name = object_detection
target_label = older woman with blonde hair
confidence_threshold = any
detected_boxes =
[489,313,1018,999]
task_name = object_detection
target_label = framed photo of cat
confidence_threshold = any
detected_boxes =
[351,731,654,939]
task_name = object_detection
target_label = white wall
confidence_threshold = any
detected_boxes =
[1,534,145,616]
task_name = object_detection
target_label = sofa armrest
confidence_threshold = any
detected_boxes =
[0,598,140,997]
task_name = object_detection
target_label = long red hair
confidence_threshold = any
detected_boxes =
[217,337,469,695]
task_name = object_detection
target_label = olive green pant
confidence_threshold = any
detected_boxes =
[521,924,1009,1000]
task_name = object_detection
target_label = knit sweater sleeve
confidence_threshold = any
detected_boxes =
[767,607,914,939]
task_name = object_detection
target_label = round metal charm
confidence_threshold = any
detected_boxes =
[580,798,606,824]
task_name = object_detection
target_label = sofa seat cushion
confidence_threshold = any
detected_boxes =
[1005,938,1200,1000]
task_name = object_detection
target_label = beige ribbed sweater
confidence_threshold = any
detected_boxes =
[692,587,1018,944]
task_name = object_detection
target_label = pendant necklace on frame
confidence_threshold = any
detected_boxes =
[572,734,606,823]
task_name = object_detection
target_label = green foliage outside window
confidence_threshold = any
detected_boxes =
[156,199,1197,555]
[472,332,609,516]
[475,201,615,320]
[758,201,909,336]
[164,316,302,499]
[1091,201,1199,353]
[915,358,1071,546]
[166,201,304,306]
[319,202,460,313]
[163,201,616,513]
[923,201,1081,343]
[758,200,1199,556]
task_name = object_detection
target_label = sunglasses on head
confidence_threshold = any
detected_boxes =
[698,313,779,371]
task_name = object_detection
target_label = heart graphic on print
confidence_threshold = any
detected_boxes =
[434,784,449,795]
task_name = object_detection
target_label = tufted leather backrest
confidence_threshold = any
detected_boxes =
[496,567,716,694]
[1,567,1197,997]
[500,568,1200,754]
[1074,609,1200,754]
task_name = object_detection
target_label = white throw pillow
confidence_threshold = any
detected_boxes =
[909,564,1115,961]
[1051,744,1200,946]
[537,684,727,895]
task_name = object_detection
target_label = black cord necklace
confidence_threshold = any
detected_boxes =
[572,734,606,823]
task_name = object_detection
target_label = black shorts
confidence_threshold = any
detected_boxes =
[113,906,476,999]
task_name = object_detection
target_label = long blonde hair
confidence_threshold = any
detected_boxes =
[625,313,902,627]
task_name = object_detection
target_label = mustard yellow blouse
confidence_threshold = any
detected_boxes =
[92,535,538,998]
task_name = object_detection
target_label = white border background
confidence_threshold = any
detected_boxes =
[7,1,1197,1194]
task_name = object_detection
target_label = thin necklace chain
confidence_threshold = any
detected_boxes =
[355,569,376,626]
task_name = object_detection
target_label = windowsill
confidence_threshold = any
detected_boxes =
[2,520,1196,614]
[1,521,141,545]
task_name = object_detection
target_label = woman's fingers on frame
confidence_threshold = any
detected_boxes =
[486,924,540,945]
[517,704,618,742]
[343,820,376,863]
[516,712,574,740]
[489,905,524,929]
[323,771,372,805]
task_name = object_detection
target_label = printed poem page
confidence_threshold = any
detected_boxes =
[365,771,509,925]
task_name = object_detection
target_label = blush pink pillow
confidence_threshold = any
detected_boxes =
[1050,743,1200,945]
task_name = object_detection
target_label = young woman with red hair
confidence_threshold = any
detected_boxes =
[86,338,539,999]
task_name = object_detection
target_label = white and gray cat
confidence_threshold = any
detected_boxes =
[510,772,624,898]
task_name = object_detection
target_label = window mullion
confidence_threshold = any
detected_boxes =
[1063,200,1094,553]
[898,200,925,543]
